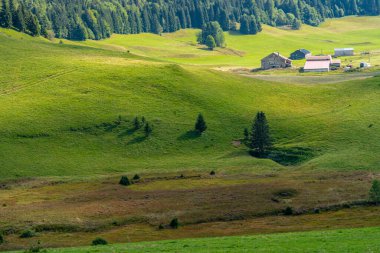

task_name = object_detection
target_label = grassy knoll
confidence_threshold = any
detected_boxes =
[7,226,380,252]
[80,16,380,67]
[0,17,380,179]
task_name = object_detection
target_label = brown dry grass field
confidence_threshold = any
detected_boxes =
[1,170,379,251]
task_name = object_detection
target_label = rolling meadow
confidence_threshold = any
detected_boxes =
[0,16,379,251]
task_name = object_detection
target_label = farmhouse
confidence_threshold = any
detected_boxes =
[290,49,311,60]
[334,48,354,57]
[261,52,292,70]
[303,55,332,72]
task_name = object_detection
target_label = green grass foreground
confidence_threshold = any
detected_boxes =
[8,226,380,252]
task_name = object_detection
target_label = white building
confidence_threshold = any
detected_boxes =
[334,48,354,57]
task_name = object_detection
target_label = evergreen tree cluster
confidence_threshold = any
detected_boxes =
[0,0,379,40]
[0,0,40,36]
[197,21,225,48]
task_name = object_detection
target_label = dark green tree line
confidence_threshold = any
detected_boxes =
[0,0,378,40]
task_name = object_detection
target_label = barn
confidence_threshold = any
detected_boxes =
[303,55,332,72]
[261,52,292,70]
[290,49,311,60]
[334,48,354,57]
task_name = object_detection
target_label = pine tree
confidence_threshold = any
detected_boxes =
[119,176,131,186]
[144,122,153,136]
[133,117,141,130]
[0,0,12,28]
[195,113,207,133]
[13,6,25,32]
[26,14,40,36]
[205,35,216,50]
[250,112,272,157]
[244,128,249,142]
[240,15,250,34]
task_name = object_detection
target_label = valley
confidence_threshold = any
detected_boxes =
[0,16,379,252]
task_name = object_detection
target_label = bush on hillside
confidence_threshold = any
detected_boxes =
[133,174,140,181]
[92,237,108,245]
[0,234,3,244]
[119,176,131,186]
[206,35,216,50]
[20,230,35,238]
[210,170,216,176]
[169,218,179,229]
[369,180,380,203]
[283,207,293,215]
[25,240,45,253]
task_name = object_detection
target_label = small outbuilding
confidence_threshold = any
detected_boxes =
[290,49,311,60]
[331,59,341,68]
[261,52,292,70]
[334,48,354,57]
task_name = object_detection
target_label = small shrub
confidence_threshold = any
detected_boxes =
[169,218,179,229]
[369,180,380,203]
[210,170,216,176]
[20,230,35,238]
[158,224,164,230]
[59,40,63,44]
[119,176,131,186]
[92,237,108,246]
[25,241,44,253]
[0,234,3,244]
[133,174,140,180]
[283,207,293,215]
[314,208,320,214]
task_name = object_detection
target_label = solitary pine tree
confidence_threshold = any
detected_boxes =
[250,112,271,157]
[195,113,207,133]
[206,35,216,50]
[369,180,380,203]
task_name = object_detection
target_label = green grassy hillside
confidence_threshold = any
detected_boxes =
[8,226,380,253]
[80,16,380,67]
[0,17,380,179]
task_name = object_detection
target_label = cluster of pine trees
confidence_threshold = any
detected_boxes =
[0,0,379,41]
[0,0,40,36]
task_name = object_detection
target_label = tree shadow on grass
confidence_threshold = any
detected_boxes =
[177,130,201,141]
[127,136,147,145]
[118,128,138,138]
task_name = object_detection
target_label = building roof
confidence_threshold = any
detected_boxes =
[334,48,354,51]
[331,59,341,64]
[299,49,311,55]
[262,52,291,62]
[304,60,330,70]
[306,55,332,61]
